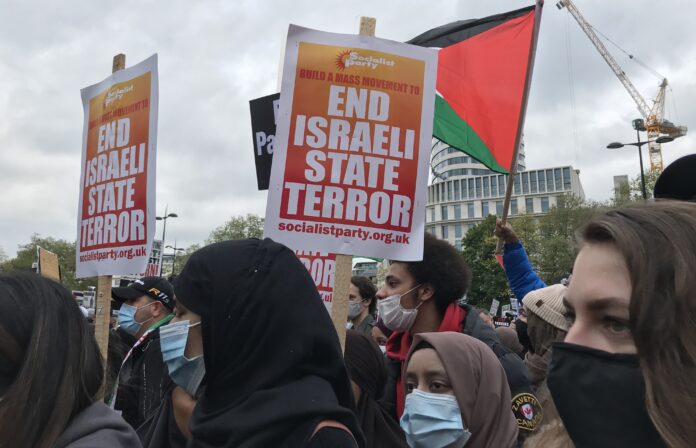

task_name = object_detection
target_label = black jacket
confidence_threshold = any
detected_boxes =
[115,328,170,429]
[381,304,538,432]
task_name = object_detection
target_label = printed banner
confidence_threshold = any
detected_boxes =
[264,25,437,260]
[76,54,158,278]
[249,93,281,190]
[140,239,162,277]
[296,250,336,314]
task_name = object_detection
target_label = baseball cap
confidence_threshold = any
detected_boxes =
[654,154,696,201]
[112,276,175,311]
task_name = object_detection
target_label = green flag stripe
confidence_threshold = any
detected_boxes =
[433,95,509,174]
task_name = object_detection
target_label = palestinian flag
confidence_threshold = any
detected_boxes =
[408,4,541,174]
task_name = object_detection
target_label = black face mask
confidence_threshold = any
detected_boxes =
[547,342,665,448]
[515,319,533,353]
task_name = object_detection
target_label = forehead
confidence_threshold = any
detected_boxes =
[566,243,631,307]
[387,262,414,283]
[406,347,446,375]
[349,283,360,296]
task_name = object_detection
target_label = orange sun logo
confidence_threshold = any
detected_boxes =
[335,50,351,70]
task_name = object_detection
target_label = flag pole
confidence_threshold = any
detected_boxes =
[496,0,544,255]
[329,16,376,352]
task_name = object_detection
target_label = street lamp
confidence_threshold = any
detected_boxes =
[165,242,185,276]
[156,206,178,276]
[607,119,674,200]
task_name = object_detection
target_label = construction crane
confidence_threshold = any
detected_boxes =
[556,0,687,172]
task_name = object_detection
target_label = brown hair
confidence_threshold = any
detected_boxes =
[351,275,377,314]
[580,201,696,448]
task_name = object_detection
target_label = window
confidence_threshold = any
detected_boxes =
[483,177,490,197]
[455,223,463,239]
[546,169,554,192]
[522,172,530,194]
[498,176,506,196]
[526,198,534,214]
[442,225,449,239]
[514,175,521,195]
[454,180,461,200]
[482,202,490,216]
[563,167,572,190]
[555,168,563,191]
[441,205,449,220]
[511,200,518,216]
[435,184,440,202]
[475,178,482,198]
[447,181,453,201]
[541,196,550,213]
[468,179,474,199]
[429,208,436,222]
[454,205,462,220]
[538,170,546,193]
[467,202,475,218]
[496,201,503,216]
[491,177,498,197]
[530,172,538,193]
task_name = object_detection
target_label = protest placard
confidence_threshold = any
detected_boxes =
[250,93,281,190]
[76,54,158,278]
[38,247,61,283]
[264,25,437,261]
[295,250,336,314]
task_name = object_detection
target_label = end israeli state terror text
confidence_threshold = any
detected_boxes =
[80,118,147,248]
[284,85,417,229]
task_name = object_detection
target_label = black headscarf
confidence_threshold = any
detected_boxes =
[344,330,407,448]
[175,238,364,448]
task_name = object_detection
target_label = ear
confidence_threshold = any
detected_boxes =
[151,301,167,318]
[418,283,435,302]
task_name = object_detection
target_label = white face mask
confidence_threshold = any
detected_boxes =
[377,284,423,332]
[347,300,362,320]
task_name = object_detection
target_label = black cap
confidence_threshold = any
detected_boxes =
[112,276,175,311]
[654,154,696,201]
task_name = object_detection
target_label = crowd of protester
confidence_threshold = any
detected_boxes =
[0,155,695,447]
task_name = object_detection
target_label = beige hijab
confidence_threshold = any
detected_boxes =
[406,332,518,448]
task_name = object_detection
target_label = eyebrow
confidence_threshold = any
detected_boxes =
[585,297,629,312]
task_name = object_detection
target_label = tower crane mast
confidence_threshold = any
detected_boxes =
[556,0,687,171]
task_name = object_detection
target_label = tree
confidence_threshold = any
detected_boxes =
[0,234,96,291]
[461,215,510,310]
[612,170,661,205]
[206,214,264,244]
[0,246,7,264]
[535,194,604,283]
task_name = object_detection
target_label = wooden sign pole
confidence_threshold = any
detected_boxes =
[94,53,126,365]
[329,17,377,352]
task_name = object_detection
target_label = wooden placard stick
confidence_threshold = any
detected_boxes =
[94,53,126,365]
[329,17,376,352]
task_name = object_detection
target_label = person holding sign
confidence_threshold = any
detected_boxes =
[0,273,140,447]
[112,276,175,429]
[377,233,540,437]
[174,239,365,447]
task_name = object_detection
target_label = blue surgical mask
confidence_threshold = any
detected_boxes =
[400,390,470,448]
[160,320,205,395]
[117,302,155,336]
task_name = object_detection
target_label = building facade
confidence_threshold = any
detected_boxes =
[426,141,585,249]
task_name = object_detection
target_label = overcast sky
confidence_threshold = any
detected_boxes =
[1,0,694,258]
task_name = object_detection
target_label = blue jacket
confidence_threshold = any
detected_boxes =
[503,241,546,306]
